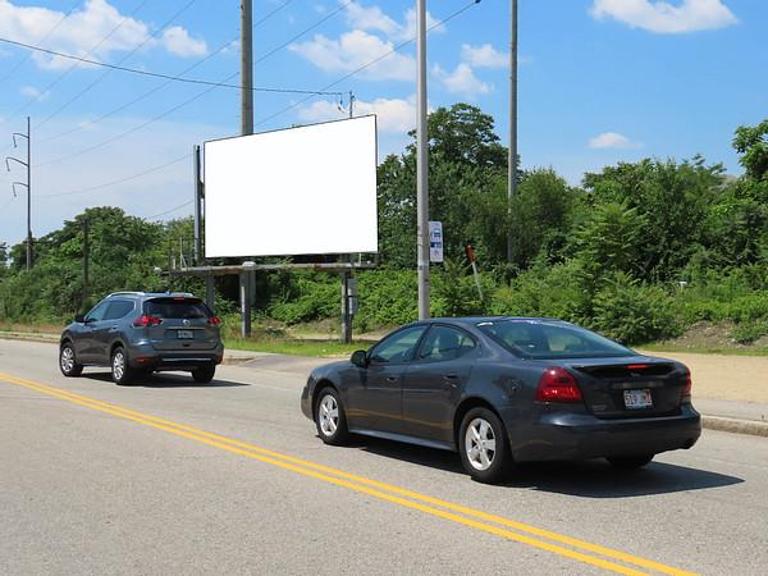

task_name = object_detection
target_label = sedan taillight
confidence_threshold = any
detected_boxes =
[536,367,583,403]
[133,314,163,327]
[681,368,692,403]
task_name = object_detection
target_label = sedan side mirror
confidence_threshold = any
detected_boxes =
[351,350,368,368]
[75,314,86,323]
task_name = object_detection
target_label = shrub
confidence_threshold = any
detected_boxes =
[591,273,680,344]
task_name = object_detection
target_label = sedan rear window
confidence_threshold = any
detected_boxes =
[477,320,633,359]
[145,299,211,320]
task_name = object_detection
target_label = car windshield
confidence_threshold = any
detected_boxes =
[476,320,634,359]
[145,298,210,320]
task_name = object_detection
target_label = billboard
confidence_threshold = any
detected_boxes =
[204,116,378,258]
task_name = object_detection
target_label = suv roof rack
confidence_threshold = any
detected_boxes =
[106,291,145,298]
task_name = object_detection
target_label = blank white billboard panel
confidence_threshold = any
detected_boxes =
[204,116,378,258]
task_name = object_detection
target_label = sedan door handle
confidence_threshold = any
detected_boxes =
[443,373,458,380]
[385,376,399,383]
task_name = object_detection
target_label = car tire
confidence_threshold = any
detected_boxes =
[314,387,350,446]
[607,454,654,470]
[111,347,135,386]
[192,366,216,384]
[459,407,513,484]
[59,342,83,377]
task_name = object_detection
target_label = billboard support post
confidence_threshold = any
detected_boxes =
[240,270,251,338]
[205,276,215,311]
[193,145,203,265]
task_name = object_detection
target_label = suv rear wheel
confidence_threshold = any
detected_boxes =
[111,346,135,386]
[192,365,216,384]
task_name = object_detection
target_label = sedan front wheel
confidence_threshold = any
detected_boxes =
[314,388,349,446]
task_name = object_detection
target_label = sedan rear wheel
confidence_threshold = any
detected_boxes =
[59,343,83,377]
[459,407,512,484]
[315,388,349,446]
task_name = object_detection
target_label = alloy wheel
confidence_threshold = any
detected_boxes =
[318,394,339,437]
[464,417,497,471]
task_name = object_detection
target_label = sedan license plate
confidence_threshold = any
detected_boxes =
[624,389,652,409]
[177,330,194,340]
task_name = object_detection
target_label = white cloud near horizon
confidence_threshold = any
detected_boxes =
[461,44,508,69]
[0,0,207,69]
[290,30,416,81]
[588,132,641,149]
[433,63,491,97]
[591,0,738,34]
[161,26,208,58]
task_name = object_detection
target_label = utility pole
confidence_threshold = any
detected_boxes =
[507,0,518,264]
[241,0,254,136]
[348,90,355,119]
[416,0,430,320]
[240,0,254,338]
[83,217,89,304]
[5,116,32,270]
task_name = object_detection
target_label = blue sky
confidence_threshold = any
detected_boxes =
[0,0,765,246]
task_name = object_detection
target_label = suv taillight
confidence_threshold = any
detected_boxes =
[208,315,221,326]
[536,367,583,403]
[681,369,692,403]
[133,314,163,327]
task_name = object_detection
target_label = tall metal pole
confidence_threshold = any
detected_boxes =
[416,0,430,320]
[26,116,32,270]
[192,145,202,264]
[507,0,518,264]
[240,0,254,337]
[241,0,254,136]
[83,217,89,303]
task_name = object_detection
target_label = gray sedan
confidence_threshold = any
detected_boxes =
[301,317,701,483]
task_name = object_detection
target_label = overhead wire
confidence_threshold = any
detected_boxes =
[34,0,202,131]
[0,0,81,85]
[255,0,483,128]
[143,200,194,220]
[38,0,296,145]
[4,0,153,126]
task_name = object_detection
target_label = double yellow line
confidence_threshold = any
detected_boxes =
[0,371,696,576]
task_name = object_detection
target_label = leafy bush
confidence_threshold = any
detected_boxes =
[591,273,680,344]
[731,320,768,344]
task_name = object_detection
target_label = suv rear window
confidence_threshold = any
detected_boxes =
[145,298,211,319]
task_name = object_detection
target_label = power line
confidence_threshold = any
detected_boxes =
[34,0,202,131]
[0,0,81,85]
[39,0,297,145]
[255,0,483,128]
[39,153,192,199]
[144,200,193,220]
[0,37,346,97]
[31,0,355,196]
[4,0,153,126]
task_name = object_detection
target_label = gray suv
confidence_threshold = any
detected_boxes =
[59,292,224,385]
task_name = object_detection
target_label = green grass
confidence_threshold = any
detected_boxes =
[224,337,364,358]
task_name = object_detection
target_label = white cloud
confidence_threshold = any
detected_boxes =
[0,0,206,69]
[298,95,417,133]
[591,0,738,34]
[433,63,491,97]
[344,2,444,42]
[461,44,508,69]
[161,26,207,57]
[588,132,641,149]
[290,30,415,81]
[20,85,49,101]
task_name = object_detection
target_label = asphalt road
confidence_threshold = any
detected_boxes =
[1,339,766,576]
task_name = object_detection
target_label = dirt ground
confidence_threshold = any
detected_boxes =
[639,350,768,404]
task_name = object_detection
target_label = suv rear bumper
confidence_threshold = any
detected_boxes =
[507,405,701,462]
[128,344,223,371]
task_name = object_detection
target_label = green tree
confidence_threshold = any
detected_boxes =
[733,119,768,181]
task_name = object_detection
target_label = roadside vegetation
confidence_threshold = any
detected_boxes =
[1,106,767,353]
